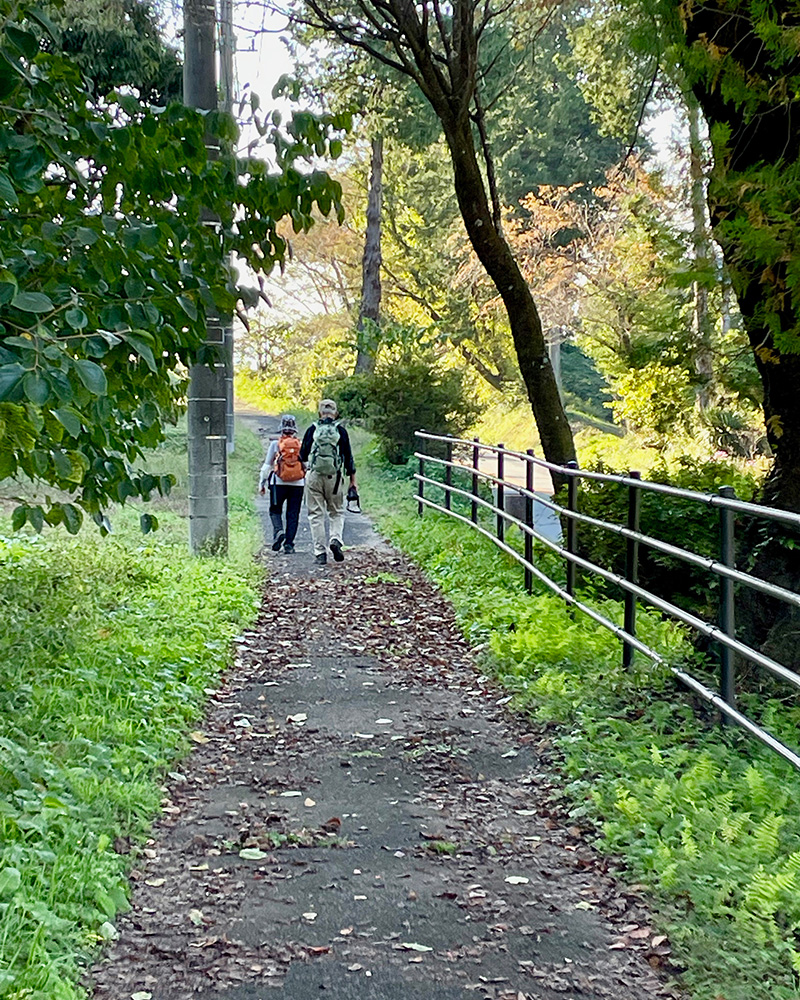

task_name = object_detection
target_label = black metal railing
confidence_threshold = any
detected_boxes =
[413,430,800,770]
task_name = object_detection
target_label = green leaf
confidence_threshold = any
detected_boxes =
[53,407,82,437]
[126,333,156,372]
[10,506,26,531]
[0,867,21,897]
[140,512,158,533]
[75,227,99,246]
[74,360,107,395]
[25,7,60,42]
[22,372,49,405]
[0,170,18,205]
[65,307,88,330]
[177,295,198,320]
[27,506,43,532]
[53,449,72,479]
[12,291,54,313]
[6,25,40,60]
[329,139,343,159]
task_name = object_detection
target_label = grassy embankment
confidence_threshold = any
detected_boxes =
[355,442,800,1000]
[0,420,266,999]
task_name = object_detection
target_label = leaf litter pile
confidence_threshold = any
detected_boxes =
[89,543,684,1000]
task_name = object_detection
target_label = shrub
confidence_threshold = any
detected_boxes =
[558,454,764,617]
[341,353,480,464]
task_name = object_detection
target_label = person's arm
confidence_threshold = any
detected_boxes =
[299,424,315,464]
[259,441,277,492]
[338,426,357,484]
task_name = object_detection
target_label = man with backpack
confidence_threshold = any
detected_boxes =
[259,414,305,553]
[299,398,357,565]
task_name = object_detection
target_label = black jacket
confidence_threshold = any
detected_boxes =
[299,421,356,476]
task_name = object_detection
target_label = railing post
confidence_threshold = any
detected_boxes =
[418,450,424,518]
[524,449,534,594]
[471,437,480,524]
[718,485,737,714]
[496,443,505,542]
[565,460,579,597]
[444,436,453,511]
[622,471,642,670]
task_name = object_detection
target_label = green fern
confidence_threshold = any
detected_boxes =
[752,813,785,861]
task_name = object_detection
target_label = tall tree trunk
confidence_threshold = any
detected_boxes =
[299,0,576,478]
[686,96,714,410]
[354,135,383,375]
[440,109,575,481]
[675,1,800,668]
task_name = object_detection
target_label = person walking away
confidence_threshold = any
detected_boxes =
[300,399,357,565]
[259,414,305,553]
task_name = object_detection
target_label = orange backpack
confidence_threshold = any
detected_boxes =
[274,434,304,482]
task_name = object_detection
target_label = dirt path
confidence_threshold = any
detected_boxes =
[89,420,682,1000]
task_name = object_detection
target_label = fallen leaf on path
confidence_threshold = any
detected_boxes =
[504,876,530,885]
[189,731,209,744]
[320,817,341,833]
[304,797,316,807]
[399,942,433,952]
[279,790,302,798]
[239,848,268,860]
[302,912,317,921]
[286,713,308,723]
[144,878,166,887]
[188,909,205,926]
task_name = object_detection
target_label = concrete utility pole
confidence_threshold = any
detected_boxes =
[219,0,236,454]
[184,0,228,554]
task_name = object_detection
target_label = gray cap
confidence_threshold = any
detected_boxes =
[318,398,338,417]
[280,414,297,432]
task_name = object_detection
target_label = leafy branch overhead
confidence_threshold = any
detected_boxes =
[0,0,349,533]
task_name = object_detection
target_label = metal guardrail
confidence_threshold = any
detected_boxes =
[413,430,800,770]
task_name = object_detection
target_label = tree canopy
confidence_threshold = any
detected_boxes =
[0,0,347,533]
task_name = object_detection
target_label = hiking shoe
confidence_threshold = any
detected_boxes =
[283,542,295,553]
[315,552,327,565]
[271,531,285,552]
[330,539,344,562]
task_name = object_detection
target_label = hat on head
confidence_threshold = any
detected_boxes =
[280,414,297,433]
[318,398,338,417]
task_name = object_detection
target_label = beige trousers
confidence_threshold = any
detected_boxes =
[306,470,344,555]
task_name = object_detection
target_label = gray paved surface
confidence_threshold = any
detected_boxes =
[89,414,681,1000]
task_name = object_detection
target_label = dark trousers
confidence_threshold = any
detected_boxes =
[269,484,304,544]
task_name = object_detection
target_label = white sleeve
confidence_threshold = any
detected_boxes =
[259,441,278,486]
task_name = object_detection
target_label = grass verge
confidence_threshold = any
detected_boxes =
[0,419,264,999]
[356,441,800,1000]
